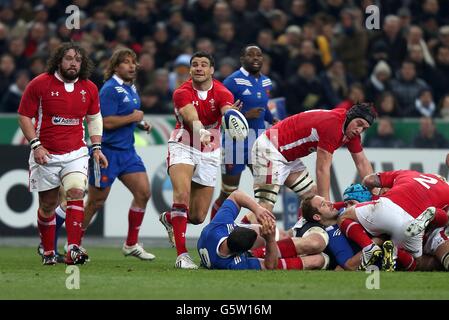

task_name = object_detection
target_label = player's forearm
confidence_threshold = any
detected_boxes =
[103,114,136,130]
[316,167,330,200]
[263,239,277,270]
[355,157,373,180]
[232,190,260,213]
[18,115,37,142]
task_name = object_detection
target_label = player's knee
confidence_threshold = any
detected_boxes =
[40,200,58,215]
[136,188,151,204]
[289,170,316,199]
[66,188,85,200]
[62,172,87,200]
[302,228,329,253]
[189,215,205,225]
[254,184,280,207]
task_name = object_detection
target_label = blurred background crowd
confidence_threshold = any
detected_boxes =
[1,0,449,148]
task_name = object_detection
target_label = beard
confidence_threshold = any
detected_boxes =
[59,67,80,81]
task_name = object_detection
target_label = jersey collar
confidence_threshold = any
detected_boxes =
[240,67,249,77]
[113,74,124,85]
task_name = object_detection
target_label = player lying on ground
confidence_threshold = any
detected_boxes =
[197,190,327,270]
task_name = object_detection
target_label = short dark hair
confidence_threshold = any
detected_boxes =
[190,51,215,67]
[46,42,94,80]
[240,44,260,57]
[227,227,257,254]
[300,196,320,223]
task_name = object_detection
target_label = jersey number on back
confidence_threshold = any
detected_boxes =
[413,174,438,190]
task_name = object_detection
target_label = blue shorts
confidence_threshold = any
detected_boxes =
[88,146,146,188]
[221,134,253,176]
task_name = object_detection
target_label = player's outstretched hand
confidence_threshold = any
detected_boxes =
[93,149,108,168]
[33,146,51,165]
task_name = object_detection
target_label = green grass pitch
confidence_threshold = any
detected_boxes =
[1,246,449,300]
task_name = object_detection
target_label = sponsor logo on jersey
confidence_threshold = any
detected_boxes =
[123,96,130,103]
[51,116,80,126]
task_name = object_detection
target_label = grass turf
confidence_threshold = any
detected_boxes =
[1,246,449,300]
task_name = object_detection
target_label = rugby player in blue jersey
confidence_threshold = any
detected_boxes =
[210,45,277,221]
[81,48,155,261]
[198,190,326,270]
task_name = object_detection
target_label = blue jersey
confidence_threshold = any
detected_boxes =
[223,67,273,130]
[221,68,273,175]
[324,224,358,269]
[100,75,141,150]
[294,221,357,269]
[197,200,262,270]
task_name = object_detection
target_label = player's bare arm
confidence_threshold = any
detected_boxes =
[260,217,277,270]
[316,147,333,200]
[446,153,449,168]
[178,103,211,146]
[351,150,374,180]
[103,109,144,130]
[18,114,51,165]
[228,190,275,222]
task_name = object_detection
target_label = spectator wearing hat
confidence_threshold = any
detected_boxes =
[365,60,391,102]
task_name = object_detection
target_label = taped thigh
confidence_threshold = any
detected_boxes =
[254,184,280,206]
[62,172,87,193]
[289,169,316,197]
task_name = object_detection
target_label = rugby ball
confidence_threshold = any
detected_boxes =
[222,109,249,141]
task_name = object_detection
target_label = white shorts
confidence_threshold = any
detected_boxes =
[29,146,89,192]
[423,226,449,255]
[355,197,424,257]
[251,133,306,186]
[167,141,220,187]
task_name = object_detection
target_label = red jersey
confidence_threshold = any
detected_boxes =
[379,170,449,218]
[265,108,362,162]
[18,73,100,154]
[170,79,234,151]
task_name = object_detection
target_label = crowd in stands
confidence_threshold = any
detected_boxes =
[1,0,449,146]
